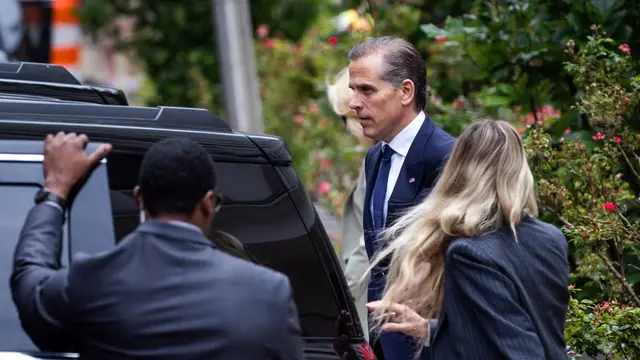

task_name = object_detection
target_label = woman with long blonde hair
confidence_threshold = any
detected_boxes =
[367,120,569,359]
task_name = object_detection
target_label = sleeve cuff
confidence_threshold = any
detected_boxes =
[44,201,64,213]
[424,319,438,347]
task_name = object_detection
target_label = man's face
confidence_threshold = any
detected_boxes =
[348,54,405,143]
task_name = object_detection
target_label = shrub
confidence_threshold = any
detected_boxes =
[524,27,640,357]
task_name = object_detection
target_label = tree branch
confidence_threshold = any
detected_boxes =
[617,142,640,182]
[595,248,640,307]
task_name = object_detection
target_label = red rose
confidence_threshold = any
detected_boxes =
[263,38,275,49]
[318,181,332,195]
[256,24,269,39]
[619,43,631,55]
[434,36,447,44]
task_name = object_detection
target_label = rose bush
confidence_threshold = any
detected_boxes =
[524,27,640,357]
[565,294,640,359]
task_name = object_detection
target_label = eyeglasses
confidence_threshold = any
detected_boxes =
[214,192,224,213]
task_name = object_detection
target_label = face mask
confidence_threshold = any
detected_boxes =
[139,207,146,223]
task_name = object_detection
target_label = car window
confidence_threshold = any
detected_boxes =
[213,161,340,337]
[106,152,341,337]
[68,164,116,255]
[105,153,141,242]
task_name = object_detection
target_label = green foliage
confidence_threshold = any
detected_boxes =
[77,0,334,112]
[419,0,639,136]
[524,28,640,356]
[78,0,223,111]
[525,29,640,304]
[565,296,640,359]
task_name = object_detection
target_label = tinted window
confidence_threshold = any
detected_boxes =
[106,153,341,337]
[106,153,142,241]
[213,162,340,337]
[69,164,116,254]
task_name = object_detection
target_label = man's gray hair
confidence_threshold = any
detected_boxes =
[348,36,428,111]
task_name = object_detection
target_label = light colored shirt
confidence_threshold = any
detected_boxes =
[370,111,425,226]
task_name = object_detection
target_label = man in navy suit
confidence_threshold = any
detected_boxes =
[11,134,304,359]
[347,37,455,360]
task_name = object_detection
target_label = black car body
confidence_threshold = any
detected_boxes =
[0,63,373,359]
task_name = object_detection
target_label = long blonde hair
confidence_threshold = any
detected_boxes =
[369,119,538,348]
[326,68,375,148]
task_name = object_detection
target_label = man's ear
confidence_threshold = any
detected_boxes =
[400,79,415,107]
[133,185,143,208]
[200,190,215,216]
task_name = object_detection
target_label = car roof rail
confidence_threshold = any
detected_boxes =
[0,100,232,132]
[0,61,81,85]
[0,78,129,105]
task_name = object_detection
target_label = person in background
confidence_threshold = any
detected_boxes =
[11,133,304,360]
[327,67,376,342]
[206,228,255,262]
[367,120,570,360]
[347,36,455,360]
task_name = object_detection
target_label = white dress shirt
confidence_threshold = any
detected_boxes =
[370,111,425,226]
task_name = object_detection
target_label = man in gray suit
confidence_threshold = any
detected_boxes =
[11,132,304,359]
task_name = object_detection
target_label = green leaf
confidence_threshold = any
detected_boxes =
[590,0,620,18]
[566,12,584,32]
[420,23,446,38]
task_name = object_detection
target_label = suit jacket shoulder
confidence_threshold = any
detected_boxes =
[445,217,567,264]
[418,125,455,184]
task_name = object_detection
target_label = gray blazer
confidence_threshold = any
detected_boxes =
[430,217,569,360]
[11,203,304,360]
[340,160,370,340]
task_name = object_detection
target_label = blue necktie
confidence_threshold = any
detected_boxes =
[372,145,395,232]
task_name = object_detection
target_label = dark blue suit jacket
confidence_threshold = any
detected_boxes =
[364,115,454,303]
[430,217,570,360]
[11,203,304,359]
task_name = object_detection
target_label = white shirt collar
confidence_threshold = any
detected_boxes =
[384,111,425,157]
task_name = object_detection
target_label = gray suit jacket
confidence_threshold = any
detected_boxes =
[340,159,370,340]
[11,203,304,360]
[430,217,569,360]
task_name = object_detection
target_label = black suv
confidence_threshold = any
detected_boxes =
[0,62,373,359]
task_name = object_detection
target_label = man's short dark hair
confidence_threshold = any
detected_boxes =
[348,36,428,111]
[139,137,216,217]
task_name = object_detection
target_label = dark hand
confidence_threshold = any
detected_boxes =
[43,132,112,199]
[332,311,360,360]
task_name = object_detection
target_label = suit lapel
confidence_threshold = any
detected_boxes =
[364,143,383,221]
[387,116,436,204]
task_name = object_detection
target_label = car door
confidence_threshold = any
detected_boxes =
[0,141,113,352]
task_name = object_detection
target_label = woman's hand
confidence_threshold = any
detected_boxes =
[366,301,429,338]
